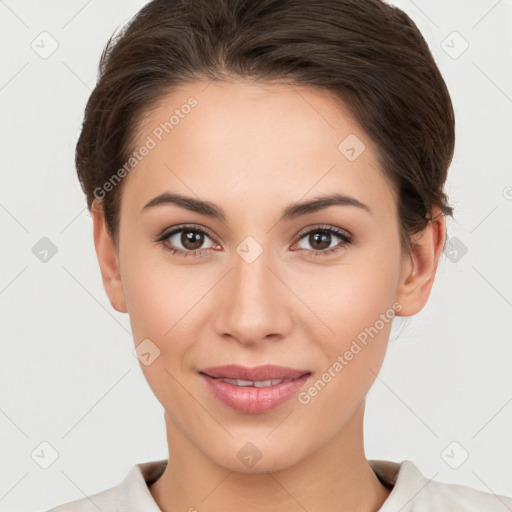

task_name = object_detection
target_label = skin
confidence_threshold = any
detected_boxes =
[92,79,445,512]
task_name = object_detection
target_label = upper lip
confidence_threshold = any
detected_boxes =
[199,364,310,381]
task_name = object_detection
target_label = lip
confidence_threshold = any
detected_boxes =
[199,364,311,414]
[199,364,309,381]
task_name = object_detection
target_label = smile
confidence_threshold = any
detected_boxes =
[198,364,311,414]
[213,377,296,387]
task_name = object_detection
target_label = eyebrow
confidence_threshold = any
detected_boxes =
[142,191,371,221]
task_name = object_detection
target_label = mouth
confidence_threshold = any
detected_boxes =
[198,364,312,413]
[204,376,299,387]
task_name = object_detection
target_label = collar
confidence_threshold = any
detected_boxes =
[115,458,409,510]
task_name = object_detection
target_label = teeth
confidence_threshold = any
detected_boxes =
[254,379,273,387]
[236,379,256,387]
[217,378,287,387]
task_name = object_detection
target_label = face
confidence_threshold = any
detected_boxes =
[93,79,438,473]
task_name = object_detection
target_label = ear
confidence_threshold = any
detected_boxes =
[395,207,446,317]
[91,200,127,314]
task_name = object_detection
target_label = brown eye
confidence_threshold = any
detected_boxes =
[308,231,332,251]
[179,229,205,250]
[157,225,217,256]
[295,226,352,256]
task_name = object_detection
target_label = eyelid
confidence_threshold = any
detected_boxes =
[294,223,352,241]
[155,223,352,256]
[292,224,352,257]
[155,223,219,251]
[157,223,216,242]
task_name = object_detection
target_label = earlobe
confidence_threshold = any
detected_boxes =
[395,209,446,317]
[91,200,128,314]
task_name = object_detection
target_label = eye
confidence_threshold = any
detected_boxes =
[155,224,218,257]
[155,224,352,258]
[294,225,352,256]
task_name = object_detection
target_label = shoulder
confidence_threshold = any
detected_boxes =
[46,485,117,512]
[371,459,512,512]
[423,478,512,511]
[45,459,167,512]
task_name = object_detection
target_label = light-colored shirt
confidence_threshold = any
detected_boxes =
[47,458,512,511]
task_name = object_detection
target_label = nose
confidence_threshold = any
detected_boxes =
[212,243,293,346]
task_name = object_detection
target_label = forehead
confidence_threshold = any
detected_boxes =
[122,79,397,219]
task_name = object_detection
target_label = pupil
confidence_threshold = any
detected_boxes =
[183,230,203,250]
[311,231,330,250]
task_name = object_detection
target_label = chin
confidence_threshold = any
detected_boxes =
[205,436,306,474]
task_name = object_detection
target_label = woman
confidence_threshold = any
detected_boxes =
[49,0,512,510]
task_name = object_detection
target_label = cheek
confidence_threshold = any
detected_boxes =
[296,254,400,350]
[293,246,400,406]
[296,279,394,432]
[120,248,215,377]
[121,256,205,420]
[121,242,193,339]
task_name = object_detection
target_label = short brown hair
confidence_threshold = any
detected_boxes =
[76,0,455,253]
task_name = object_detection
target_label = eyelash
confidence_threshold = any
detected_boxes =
[154,224,352,258]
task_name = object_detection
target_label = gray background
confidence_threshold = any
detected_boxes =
[1,0,511,510]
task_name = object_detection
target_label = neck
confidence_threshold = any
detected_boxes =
[149,402,391,512]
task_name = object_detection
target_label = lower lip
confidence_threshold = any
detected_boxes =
[201,373,311,413]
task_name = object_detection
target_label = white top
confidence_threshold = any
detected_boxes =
[47,458,512,511]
